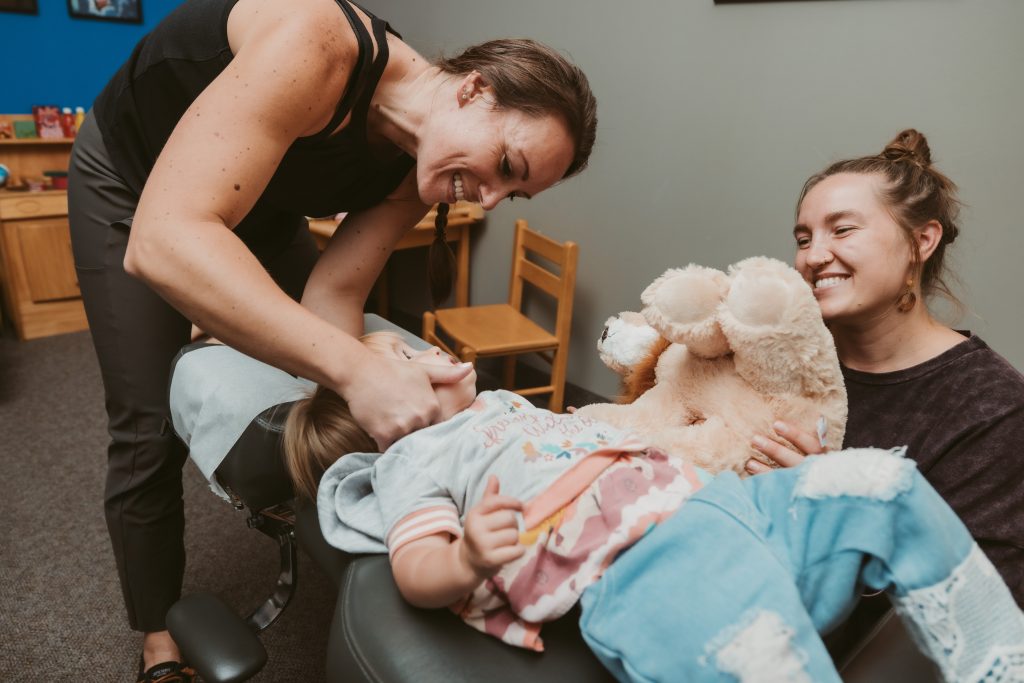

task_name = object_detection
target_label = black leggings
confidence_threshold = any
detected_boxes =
[67,113,319,632]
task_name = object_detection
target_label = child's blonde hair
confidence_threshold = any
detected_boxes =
[282,385,376,501]
[282,331,409,500]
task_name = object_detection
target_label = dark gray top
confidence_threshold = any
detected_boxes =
[842,332,1024,603]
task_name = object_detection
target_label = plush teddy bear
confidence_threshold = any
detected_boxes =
[576,256,847,475]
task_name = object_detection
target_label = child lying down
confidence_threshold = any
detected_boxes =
[172,332,1024,683]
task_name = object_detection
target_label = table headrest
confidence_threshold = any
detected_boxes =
[169,341,313,509]
[216,401,298,511]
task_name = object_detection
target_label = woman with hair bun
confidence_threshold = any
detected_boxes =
[747,129,1024,651]
[67,0,597,677]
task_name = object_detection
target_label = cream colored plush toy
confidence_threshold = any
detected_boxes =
[576,257,847,475]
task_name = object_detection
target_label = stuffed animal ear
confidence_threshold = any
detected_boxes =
[641,265,731,358]
[597,312,663,375]
[720,256,846,400]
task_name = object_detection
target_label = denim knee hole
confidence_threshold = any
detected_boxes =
[793,446,915,502]
[702,610,812,683]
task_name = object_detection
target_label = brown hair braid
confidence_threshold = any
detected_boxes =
[428,202,456,308]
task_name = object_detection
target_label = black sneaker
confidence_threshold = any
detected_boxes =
[137,658,198,683]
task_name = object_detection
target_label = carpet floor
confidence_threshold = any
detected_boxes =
[0,329,333,681]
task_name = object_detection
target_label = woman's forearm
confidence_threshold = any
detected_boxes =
[300,191,428,336]
[124,216,368,391]
[126,213,472,450]
[392,538,484,609]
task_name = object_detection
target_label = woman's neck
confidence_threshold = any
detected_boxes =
[831,306,966,373]
[366,42,445,158]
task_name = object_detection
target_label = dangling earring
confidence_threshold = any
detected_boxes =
[896,278,917,312]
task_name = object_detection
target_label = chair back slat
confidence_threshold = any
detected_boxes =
[519,259,562,297]
[520,226,570,265]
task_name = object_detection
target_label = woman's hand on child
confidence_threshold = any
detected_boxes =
[460,476,525,578]
[344,354,474,450]
[746,420,826,474]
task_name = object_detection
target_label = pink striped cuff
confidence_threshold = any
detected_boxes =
[388,505,462,558]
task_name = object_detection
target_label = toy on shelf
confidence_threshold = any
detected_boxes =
[32,105,63,139]
[13,120,38,139]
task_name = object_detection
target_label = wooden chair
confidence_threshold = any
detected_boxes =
[423,219,578,413]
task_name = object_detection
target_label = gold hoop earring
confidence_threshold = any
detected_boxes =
[896,278,917,313]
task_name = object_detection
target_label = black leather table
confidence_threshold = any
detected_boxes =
[295,504,617,682]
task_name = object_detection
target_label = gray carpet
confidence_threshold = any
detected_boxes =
[0,328,333,681]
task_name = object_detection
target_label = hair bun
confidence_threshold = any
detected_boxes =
[881,128,932,166]
[944,222,960,245]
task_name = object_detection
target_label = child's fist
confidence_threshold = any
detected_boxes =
[460,476,525,577]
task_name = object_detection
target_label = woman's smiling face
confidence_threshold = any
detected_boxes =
[414,77,575,211]
[362,332,477,421]
[794,172,915,326]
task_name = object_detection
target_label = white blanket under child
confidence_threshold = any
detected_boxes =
[169,344,315,500]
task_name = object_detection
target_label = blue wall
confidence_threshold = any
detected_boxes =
[0,1,179,113]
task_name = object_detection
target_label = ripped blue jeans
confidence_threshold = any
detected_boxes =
[579,447,1024,683]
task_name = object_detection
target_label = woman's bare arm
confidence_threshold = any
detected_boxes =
[123,1,470,446]
[302,171,428,335]
[125,1,360,380]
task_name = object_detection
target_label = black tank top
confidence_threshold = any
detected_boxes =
[93,0,415,233]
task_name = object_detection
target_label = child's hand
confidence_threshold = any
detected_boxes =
[459,476,525,578]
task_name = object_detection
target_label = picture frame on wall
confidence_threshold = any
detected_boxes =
[0,0,38,15]
[67,0,142,23]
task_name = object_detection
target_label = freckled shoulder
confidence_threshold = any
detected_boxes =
[228,0,361,136]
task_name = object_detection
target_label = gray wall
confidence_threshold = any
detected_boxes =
[368,0,1024,398]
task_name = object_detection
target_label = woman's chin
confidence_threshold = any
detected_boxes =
[814,289,847,319]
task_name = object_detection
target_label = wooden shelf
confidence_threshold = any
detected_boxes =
[0,129,85,341]
[0,113,76,150]
[0,138,75,146]
[0,189,67,198]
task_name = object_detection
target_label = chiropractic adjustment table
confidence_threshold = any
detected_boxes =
[165,315,937,683]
